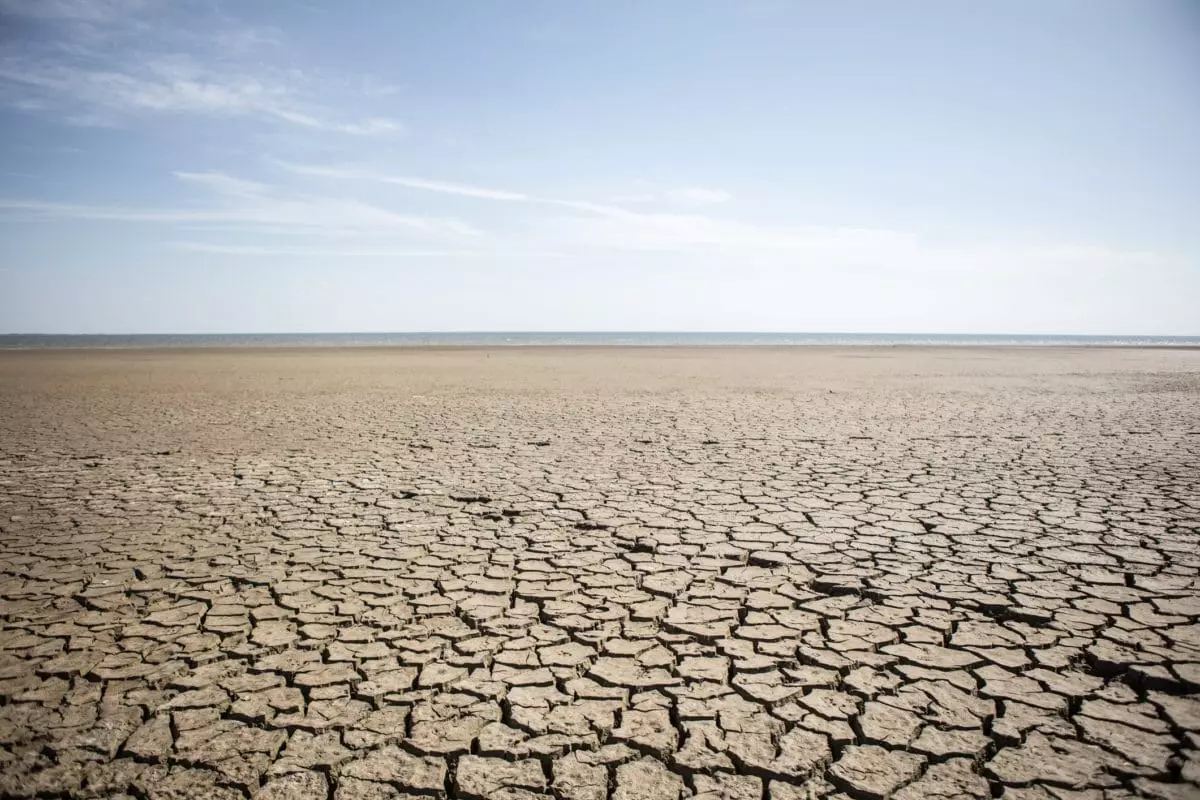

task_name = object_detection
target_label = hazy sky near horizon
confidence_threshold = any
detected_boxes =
[1,1,1198,334]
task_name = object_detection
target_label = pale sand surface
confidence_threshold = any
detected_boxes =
[1,346,1199,798]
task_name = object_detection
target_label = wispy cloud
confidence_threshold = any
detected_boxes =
[0,56,403,133]
[0,0,149,23]
[539,209,919,255]
[282,163,732,209]
[173,171,269,198]
[0,196,473,233]
[337,118,405,136]
[278,163,532,201]
[664,187,732,206]
[274,160,1178,272]
[0,198,201,222]
[276,161,898,253]
[172,242,563,258]
[0,171,476,235]
[611,185,731,207]
[379,176,529,201]
[2,154,1165,272]
[278,162,643,219]
[0,3,403,134]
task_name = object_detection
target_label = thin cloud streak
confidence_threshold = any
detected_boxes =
[0,0,149,23]
[0,1,403,135]
[277,161,915,253]
[172,242,564,258]
[278,162,727,212]
[4,164,1165,274]
[1,162,1170,272]
[173,171,270,197]
[666,187,732,206]
[0,197,478,234]
[0,58,404,134]
[278,163,532,201]
[0,168,479,235]
[279,162,1172,268]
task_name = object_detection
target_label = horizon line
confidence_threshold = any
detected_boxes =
[3,331,1199,338]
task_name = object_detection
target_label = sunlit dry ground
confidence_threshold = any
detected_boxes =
[1,346,1199,800]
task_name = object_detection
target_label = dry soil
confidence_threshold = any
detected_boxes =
[1,346,1198,800]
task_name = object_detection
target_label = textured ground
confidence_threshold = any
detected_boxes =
[1,346,1199,800]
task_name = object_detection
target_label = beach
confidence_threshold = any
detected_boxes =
[1,345,1198,798]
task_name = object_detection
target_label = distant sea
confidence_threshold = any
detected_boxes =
[2,332,1198,349]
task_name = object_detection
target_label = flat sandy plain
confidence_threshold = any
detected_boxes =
[1,346,1199,800]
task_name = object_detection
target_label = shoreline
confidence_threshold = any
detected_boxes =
[4,343,1200,354]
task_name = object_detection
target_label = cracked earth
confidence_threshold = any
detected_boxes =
[1,346,1199,800]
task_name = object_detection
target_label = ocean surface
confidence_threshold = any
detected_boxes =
[2,332,1198,349]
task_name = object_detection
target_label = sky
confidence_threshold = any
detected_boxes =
[0,0,1197,334]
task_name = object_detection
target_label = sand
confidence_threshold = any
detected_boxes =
[0,346,1198,798]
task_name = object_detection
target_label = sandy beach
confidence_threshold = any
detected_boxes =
[1,346,1199,799]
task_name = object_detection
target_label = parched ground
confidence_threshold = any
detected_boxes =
[1,346,1199,800]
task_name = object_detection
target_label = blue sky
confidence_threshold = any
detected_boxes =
[0,0,1197,334]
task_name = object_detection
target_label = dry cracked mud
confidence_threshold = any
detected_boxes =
[0,346,1198,800]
